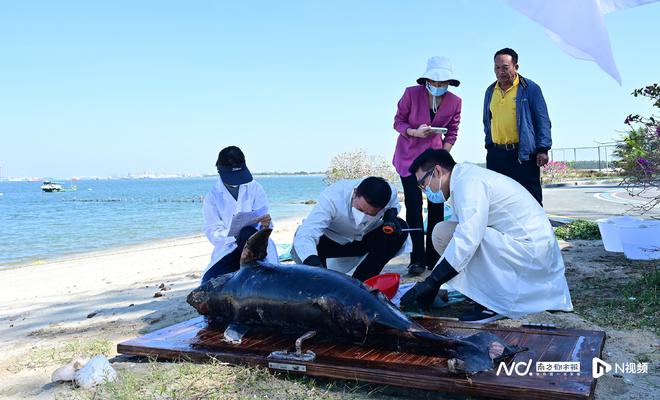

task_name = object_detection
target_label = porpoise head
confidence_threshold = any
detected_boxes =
[187,286,211,315]
[186,273,235,315]
[240,228,272,266]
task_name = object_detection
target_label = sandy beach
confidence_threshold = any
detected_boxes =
[0,217,301,351]
[0,219,300,397]
[0,217,658,399]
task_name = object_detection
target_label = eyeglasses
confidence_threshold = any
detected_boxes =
[417,168,434,189]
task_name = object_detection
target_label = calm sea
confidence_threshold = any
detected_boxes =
[0,176,326,267]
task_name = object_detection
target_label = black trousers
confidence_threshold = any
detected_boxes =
[201,226,258,284]
[486,147,543,205]
[316,218,409,282]
[400,174,444,268]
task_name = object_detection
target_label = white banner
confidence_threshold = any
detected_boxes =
[504,0,659,84]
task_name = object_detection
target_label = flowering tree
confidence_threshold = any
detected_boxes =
[615,84,660,213]
[324,149,398,185]
[542,160,569,183]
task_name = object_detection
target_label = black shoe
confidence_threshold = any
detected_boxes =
[459,304,504,324]
[407,263,426,276]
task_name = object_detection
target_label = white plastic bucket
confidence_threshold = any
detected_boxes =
[619,221,660,260]
[597,219,622,252]
[596,216,642,252]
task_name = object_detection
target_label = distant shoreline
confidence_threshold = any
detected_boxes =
[253,172,325,176]
[0,173,326,182]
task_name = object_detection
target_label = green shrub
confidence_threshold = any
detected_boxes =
[554,220,601,240]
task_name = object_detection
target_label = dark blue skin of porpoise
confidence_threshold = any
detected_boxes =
[187,229,515,373]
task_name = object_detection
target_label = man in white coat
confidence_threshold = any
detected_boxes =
[400,149,572,322]
[292,177,409,282]
[201,146,278,284]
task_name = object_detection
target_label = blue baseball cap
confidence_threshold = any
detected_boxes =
[217,163,253,185]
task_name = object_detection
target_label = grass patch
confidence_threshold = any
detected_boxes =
[10,337,112,372]
[574,269,659,332]
[555,220,601,240]
[56,357,368,400]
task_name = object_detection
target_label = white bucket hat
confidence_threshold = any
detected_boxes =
[416,56,460,87]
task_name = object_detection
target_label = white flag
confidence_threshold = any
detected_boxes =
[504,0,658,85]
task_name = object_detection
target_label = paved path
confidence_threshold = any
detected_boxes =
[543,183,660,221]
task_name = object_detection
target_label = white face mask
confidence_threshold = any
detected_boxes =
[352,207,373,226]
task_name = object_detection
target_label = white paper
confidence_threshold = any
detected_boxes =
[228,206,267,237]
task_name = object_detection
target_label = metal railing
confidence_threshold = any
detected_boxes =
[548,144,619,172]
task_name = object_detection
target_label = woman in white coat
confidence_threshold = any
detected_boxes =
[201,146,278,284]
[401,149,573,323]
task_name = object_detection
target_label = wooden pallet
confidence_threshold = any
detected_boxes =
[117,317,605,400]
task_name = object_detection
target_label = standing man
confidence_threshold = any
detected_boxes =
[483,48,551,205]
[291,177,409,282]
[400,149,573,323]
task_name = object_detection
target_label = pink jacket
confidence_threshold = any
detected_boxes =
[393,85,462,177]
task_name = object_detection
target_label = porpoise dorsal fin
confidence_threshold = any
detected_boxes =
[239,228,272,266]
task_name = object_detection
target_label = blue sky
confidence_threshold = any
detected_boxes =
[1,0,659,178]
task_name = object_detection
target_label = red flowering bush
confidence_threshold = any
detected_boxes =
[542,160,569,183]
[615,84,660,212]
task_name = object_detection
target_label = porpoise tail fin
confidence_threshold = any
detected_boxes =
[457,331,524,374]
[240,228,272,266]
[408,327,519,374]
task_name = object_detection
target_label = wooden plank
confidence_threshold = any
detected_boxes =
[117,317,604,400]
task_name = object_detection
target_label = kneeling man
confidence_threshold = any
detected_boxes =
[401,149,572,322]
[292,177,409,282]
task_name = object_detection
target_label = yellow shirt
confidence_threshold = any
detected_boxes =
[489,74,519,144]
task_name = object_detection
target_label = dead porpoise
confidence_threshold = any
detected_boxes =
[187,229,517,373]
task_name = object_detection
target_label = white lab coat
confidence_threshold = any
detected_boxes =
[291,179,411,266]
[202,179,278,276]
[441,163,573,319]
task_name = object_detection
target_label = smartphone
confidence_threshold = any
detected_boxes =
[429,127,447,134]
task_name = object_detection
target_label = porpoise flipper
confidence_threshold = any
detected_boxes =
[223,323,250,344]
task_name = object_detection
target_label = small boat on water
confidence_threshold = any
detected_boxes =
[41,181,63,192]
[40,181,77,192]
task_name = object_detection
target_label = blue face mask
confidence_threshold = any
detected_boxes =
[426,82,448,97]
[424,171,446,204]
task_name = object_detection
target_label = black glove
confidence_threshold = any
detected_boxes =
[400,258,458,311]
[302,255,324,267]
[382,208,403,235]
[400,280,440,311]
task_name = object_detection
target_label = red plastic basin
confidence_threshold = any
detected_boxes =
[364,273,400,299]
